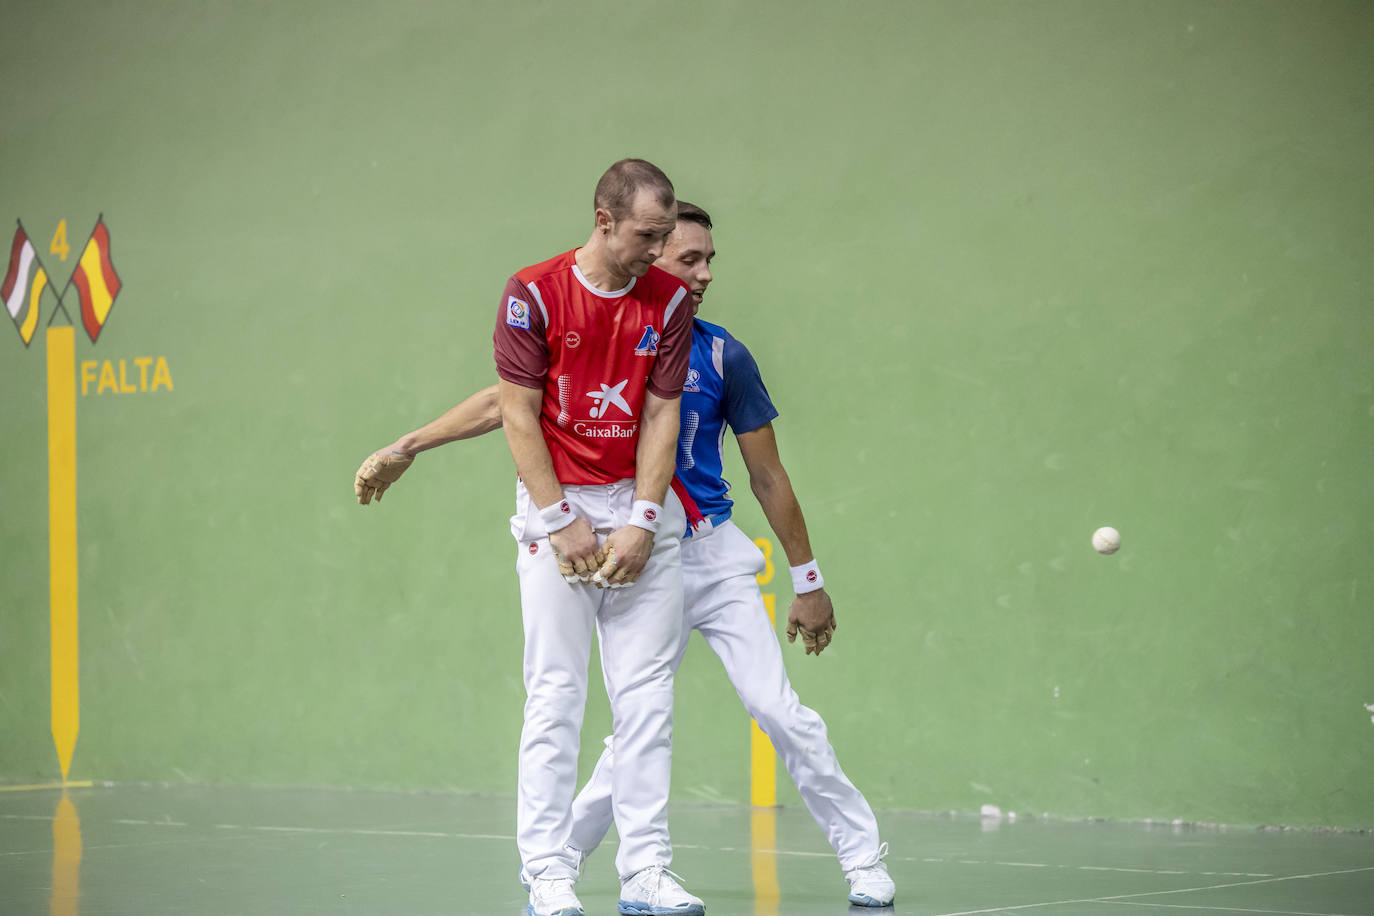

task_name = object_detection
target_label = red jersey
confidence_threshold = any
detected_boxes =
[493,250,692,485]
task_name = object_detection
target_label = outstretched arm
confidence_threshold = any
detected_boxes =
[388,384,503,456]
[354,384,503,505]
[736,422,836,654]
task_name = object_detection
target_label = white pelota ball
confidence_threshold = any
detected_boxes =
[1092,526,1121,555]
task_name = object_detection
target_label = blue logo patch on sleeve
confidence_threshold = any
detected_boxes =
[633,324,660,355]
[507,297,531,329]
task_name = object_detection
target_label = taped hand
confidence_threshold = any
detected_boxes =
[355,450,414,505]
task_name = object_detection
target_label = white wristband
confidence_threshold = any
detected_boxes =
[539,498,576,533]
[790,560,824,594]
[629,499,663,534]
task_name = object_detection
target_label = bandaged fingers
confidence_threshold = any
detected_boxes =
[550,543,581,583]
[811,622,835,654]
[551,542,605,584]
[354,450,414,505]
[800,623,831,655]
[548,519,603,586]
[786,620,836,656]
[594,526,654,589]
[592,545,637,589]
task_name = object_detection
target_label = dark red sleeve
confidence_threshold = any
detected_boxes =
[493,276,548,389]
[646,286,692,399]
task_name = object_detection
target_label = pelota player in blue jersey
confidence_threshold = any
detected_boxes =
[356,202,895,908]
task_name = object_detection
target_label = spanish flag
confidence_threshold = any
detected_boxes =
[2,225,47,347]
[71,217,121,343]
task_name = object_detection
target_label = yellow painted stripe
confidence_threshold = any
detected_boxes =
[21,267,45,344]
[0,782,93,793]
[47,327,79,781]
[750,591,778,807]
[79,242,113,325]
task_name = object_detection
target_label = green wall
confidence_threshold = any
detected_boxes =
[2,0,1371,829]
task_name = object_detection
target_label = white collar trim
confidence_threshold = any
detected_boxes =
[572,262,635,298]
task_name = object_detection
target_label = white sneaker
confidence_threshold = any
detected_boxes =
[527,876,584,916]
[618,865,706,915]
[845,842,895,907]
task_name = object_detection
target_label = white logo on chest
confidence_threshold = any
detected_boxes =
[587,379,632,419]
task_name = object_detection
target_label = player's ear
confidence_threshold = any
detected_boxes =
[594,207,615,234]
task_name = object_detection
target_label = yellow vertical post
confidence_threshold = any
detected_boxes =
[750,538,778,808]
[47,326,79,781]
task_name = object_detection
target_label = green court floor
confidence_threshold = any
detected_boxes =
[2,784,1371,915]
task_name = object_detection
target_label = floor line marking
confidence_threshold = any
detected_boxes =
[0,782,93,793]
[0,834,257,857]
[1102,901,1362,915]
[896,854,1270,878]
[993,862,1052,868]
[212,823,516,841]
[934,865,1374,916]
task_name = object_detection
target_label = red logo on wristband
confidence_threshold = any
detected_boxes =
[643,508,657,522]
[560,501,570,514]
[528,543,538,555]
[806,570,818,583]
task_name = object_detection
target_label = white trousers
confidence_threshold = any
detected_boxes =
[512,478,686,882]
[567,519,883,873]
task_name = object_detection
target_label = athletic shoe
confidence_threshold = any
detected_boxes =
[526,876,584,916]
[845,842,895,907]
[617,865,706,915]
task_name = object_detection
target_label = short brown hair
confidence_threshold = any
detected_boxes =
[594,159,675,219]
[674,201,712,231]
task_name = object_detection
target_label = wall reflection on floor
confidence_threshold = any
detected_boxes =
[750,808,779,916]
[51,790,81,916]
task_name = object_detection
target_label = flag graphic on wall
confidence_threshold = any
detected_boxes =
[2,225,49,346]
[71,217,122,343]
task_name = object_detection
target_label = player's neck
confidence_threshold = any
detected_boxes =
[575,239,632,292]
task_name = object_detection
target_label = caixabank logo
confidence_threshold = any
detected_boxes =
[5,215,173,786]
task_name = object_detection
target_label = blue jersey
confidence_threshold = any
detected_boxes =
[676,318,778,535]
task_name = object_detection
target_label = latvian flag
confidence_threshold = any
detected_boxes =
[72,216,122,343]
[2,225,48,347]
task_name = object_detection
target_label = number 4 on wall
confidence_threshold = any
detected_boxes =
[50,219,69,261]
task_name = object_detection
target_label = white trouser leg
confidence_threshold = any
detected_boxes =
[515,533,600,880]
[595,502,686,879]
[684,522,883,872]
[567,734,615,856]
[569,610,693,858]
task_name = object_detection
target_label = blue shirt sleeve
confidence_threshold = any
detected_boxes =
[721,334,779,435]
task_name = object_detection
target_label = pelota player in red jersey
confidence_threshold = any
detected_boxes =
[357,202,894,908]
[492,159,705,916]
